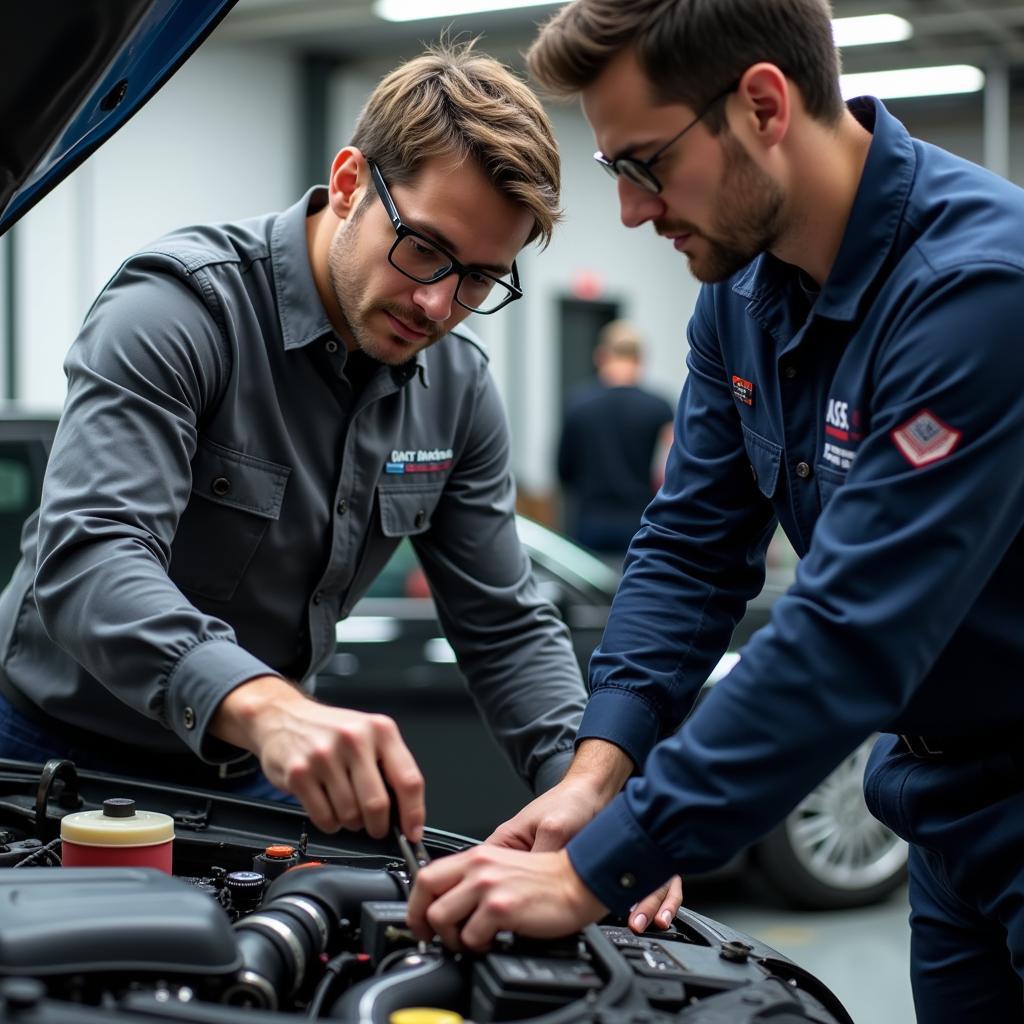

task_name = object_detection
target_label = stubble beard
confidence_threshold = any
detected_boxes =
[661,131,786,284]
[326,223,441,366]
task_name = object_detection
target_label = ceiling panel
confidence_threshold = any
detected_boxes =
[214,0,1024,72]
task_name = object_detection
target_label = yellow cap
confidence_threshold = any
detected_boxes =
[389,1010,464,1024]
[61,803,174,847]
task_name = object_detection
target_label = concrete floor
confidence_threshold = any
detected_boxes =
[687,881,914,1024]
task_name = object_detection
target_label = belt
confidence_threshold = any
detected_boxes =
[898,732,1010,760]
[0,666,257,784]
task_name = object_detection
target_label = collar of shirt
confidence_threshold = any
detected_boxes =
[731,96,917,324]
[269,186,430,390]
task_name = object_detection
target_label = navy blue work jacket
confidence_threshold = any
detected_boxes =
[567,97,1024,910]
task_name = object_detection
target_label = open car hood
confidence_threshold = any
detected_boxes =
[0,0,238,236]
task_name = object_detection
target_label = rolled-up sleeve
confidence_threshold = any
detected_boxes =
[412,369,586,793]
[33,257,279,760]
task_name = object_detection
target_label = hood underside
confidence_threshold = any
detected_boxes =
[0,0,238,236]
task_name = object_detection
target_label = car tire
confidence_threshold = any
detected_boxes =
[753,736,908,910]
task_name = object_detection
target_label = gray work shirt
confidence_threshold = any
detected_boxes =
[0,187,584,792]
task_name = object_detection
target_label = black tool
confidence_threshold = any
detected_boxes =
[386,784,430,883]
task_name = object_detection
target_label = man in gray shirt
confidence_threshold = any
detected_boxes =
[0,42,585,846]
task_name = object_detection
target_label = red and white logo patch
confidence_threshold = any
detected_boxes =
[890,409,961,468]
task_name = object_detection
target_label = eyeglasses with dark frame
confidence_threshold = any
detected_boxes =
[593,82,739,195]
[367,160,523,315]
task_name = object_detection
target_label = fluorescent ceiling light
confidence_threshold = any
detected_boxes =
[375,0,562,21]
[832,14,912,47]
[375,2,910,35]
[841,65,985,100]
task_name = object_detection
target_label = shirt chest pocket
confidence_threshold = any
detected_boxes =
[378,485,443,537]
[170,439,291,602]
[741,424,782,499]
[338,483,444,617]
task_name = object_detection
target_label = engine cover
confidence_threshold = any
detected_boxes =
[0,867,241,976]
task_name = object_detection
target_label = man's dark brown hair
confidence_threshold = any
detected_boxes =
[527,0,844,131]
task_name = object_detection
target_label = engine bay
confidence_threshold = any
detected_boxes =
[0,758,852,1024]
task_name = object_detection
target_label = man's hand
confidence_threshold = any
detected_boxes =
[407,846,607,951]
[627,875,683,934]
[488,738,633,851]
[488,739,683,932]
[211,676,425,840]
[487,775,609,852]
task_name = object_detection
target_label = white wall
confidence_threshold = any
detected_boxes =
[9,41,301,411]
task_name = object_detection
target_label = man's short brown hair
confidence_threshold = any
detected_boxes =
[597,320,643,362]
[351,40,561,247]
[527,0,844,130]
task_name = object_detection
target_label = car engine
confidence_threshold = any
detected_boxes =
[0,758,852,1024]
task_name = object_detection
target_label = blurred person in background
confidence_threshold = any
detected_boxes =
[557,320,673,562]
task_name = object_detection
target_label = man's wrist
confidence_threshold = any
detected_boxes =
[557,847,608,921]
[564,739,634,803]
[210,674,300,749]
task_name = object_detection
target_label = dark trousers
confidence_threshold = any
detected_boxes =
[864,734,1024,1021]
[0,689,295,803]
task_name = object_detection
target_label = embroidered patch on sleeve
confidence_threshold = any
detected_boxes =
[890,409,962,468]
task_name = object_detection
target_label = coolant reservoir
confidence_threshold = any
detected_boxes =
[60,798,174,872]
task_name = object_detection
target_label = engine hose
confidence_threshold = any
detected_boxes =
[222,865,403,1010]
[223,899,324,1009]
[328,952,467,1024]
[264,864,405,919]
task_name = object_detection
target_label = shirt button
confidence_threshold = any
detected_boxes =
[619,872,637,889]
[183,707,196,730]
[337,499,348,515]
[795,461,812,479]
[211,476,231,496]
[414,509,426,529]
[783,364,797,379]
[313,591,323,605]
[325,340,339,354]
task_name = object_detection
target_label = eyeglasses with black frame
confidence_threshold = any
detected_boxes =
[367,160,523,315]
[593,82,739,195]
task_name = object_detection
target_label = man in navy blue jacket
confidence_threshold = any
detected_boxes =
[411,1,1024,1018]
[558,321,673,558]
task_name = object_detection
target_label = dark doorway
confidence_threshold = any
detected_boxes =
[558,296,621,400]
[556,296,621,535]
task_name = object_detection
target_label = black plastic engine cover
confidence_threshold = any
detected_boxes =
[0,867,241,976]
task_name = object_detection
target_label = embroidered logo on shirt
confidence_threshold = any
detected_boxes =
[890,410,961,468]
[385,448,454,475]
[823,442,856,470]
[822,399,863,470]
[825,399,850,436]
[731,376,754,406]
